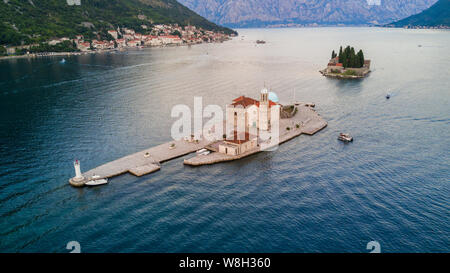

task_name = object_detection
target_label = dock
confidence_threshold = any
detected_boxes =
[77,137,215,183]
[70,104,327,186]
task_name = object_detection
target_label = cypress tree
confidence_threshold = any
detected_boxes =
[358,50,365,68]
[338,46,343,61]
[350,47,355,67]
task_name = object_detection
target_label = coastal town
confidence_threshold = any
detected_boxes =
[2,24,235,57]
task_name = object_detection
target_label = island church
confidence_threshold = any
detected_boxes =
[218,88,280,156]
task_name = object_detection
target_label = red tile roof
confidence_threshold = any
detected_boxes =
[231,96,258,107]
[232,96,277,108]
[160,35,181,39]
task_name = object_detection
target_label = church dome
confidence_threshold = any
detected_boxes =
[268,92,279,103]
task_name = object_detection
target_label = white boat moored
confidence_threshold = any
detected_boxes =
[85,176,108,186]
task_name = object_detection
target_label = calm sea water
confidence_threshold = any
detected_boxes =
[0,28,449,253]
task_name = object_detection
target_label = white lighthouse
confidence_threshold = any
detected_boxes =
[72,160,84,182]
[259,87,270,131]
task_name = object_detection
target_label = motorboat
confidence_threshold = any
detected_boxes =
[201,151,211,156]
[60,58,66,64]
[196,148,207,154]
[85,175,108,186]
[338,133,353,142]
[386,94,391,99]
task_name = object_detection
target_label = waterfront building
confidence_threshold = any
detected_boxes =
[218,131,258,156]
[115,39,126,48]
[218,88,280,156]
[127,39,141,47]
[159,35,183,45]
[226,87,278,132]
[77,42,91,51]
[123,34,134,41]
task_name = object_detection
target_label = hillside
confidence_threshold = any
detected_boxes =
[178,0,437,28]
[386,0,450,27]
[0,0,236,46]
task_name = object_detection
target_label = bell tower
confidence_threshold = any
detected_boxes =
[259,87,269,131]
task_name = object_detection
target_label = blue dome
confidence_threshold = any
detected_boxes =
[268,92,279,103]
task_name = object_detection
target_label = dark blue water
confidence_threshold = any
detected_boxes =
[0,28,449,252]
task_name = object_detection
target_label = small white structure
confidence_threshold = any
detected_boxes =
[73,160,84,181]
[69,159,88,187]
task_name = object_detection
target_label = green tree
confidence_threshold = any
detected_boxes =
[331,50,336,59]
[337,45,365,68]
[357,50,365,68]
[0,46,6,56]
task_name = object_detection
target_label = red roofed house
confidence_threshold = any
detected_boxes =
[77,42,91,52]
[159,35,183,45]
[127,39,141,47]
[91,40,106,50]
[327,55,344,73]
[115,39,126,48]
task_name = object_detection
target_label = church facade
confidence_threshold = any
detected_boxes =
[219,88,279,156]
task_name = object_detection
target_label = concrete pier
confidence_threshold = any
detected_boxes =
[71,104,326,186]
[80,137,215,182]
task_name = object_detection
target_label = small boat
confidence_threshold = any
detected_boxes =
[386,94,391,99]
[169,143,176,150]
[85,175,108,186]
[201,151,210,156]
[338,133,353,142]
[144,152,151,158]
[256,40,266,44]
[196,148,207,154]
[60,58,66,64]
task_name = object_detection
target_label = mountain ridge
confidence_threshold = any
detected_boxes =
[386,0,450,28]
[178,0,438,28]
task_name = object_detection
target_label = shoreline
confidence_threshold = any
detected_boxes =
[319,69,371,79]
[0,40,229,61]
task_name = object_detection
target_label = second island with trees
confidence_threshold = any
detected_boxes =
[320,46,371,79]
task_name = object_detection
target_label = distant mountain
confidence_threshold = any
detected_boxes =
[0,0,236,46]
[178,0,438,28]
[386,0,450,27]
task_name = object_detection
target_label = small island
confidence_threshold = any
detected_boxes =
[320,46,371,79]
